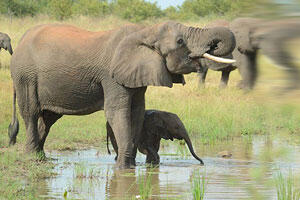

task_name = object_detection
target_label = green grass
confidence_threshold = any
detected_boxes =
[0,147,55,200]
[73,163,100,179]
[136,170,153,200]
[274,171,300,200]
[191,170,207,200]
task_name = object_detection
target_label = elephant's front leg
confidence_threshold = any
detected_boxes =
[146,147,160,165]
[103,81,146,169]
[197,67,208,88]
[105,107,134,169]
[236,51,257,90]
[130,87,146,166]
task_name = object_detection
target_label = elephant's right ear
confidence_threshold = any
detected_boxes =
[109,28,173,88]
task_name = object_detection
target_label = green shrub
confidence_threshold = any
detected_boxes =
[0,0,39,17]
[112,0,163,22]
[49,0,73,20]
[72,0,111,17]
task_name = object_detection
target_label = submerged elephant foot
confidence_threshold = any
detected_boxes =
[116,156,135,169]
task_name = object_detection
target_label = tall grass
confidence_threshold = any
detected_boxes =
[191,170,207,200]
[274,171,300,200]
[136,170,153,200]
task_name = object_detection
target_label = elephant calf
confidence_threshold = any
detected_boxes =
[106,110,204,165]
[0,32,13,55]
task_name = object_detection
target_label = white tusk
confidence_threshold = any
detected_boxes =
[203,53,236,64]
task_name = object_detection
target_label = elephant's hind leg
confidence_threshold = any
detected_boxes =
[38,110,62,151]
[17,84,41,153]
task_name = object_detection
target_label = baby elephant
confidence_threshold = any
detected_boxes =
[106,110,204,165]
[0,32,13,55]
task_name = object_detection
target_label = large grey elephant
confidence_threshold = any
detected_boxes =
[0,32,13,55]
[106,110,203,165]
[8,21,235,169]
[198,18,300,90]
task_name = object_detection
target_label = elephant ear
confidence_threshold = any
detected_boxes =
[110,28,174,88]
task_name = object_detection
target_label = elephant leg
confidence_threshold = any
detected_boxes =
[38,110,62,151]
[146,147,160,165]
[237,52,257,90]
[17,84,41,153]
[130,87,146,166]
[105,107,134,169]
[219,69,230,88]
[198,67,208,88]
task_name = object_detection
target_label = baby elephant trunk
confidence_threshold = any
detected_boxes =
[182,134,204,165]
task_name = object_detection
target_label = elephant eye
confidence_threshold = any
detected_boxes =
[177,38,184,45]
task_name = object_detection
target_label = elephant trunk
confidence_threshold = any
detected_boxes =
[6,42,13,55]
[181,131,204,165]
[185,26,236,59]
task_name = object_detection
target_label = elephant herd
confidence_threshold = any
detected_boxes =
[2,18,299,169]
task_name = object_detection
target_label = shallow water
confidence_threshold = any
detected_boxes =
[38,136,300,200]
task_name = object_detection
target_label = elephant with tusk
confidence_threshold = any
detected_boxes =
[198,18,300,90]
[8,21,235,169]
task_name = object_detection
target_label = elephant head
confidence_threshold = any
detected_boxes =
[110,21,236,88]
[230,18,263,54]
[0,32,13,55]
[144,110,204,165]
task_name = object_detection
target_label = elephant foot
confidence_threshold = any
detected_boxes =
[236,80,252,91]
[146,158,160,166]
[219,83,227,89]
[116,156,135,169]
[26,148,47,161]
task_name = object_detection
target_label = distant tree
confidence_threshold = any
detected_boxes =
[0,0,39,17]
[49,0,73,20]
[72,0,111,17]
[163,6,182,20]
[112,0,163,22]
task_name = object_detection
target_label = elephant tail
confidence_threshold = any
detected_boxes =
[8,87,19,145]
[106,129,111,155]
[184,135,204,165]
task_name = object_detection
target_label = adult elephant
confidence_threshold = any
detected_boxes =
[0,32,13,55]
[198,18,300,90]
[8,21,235,169]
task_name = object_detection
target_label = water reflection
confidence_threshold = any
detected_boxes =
[39,136,300,200]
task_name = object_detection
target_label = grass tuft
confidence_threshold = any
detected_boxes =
[137,170,153,200]
[274,170,300,200]
[191,170,207,200]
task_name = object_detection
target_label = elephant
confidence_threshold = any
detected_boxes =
[8,21,235,169]
[0,32,13,55]
[106,110,203,165]
[198,20,237,88]
[198,18,300,90]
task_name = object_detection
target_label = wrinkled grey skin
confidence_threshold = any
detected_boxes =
[198,20,237,88]
[199,18,300,90]
[0,32,13,55]
[8,21,235,169]
[106,110,203,165]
